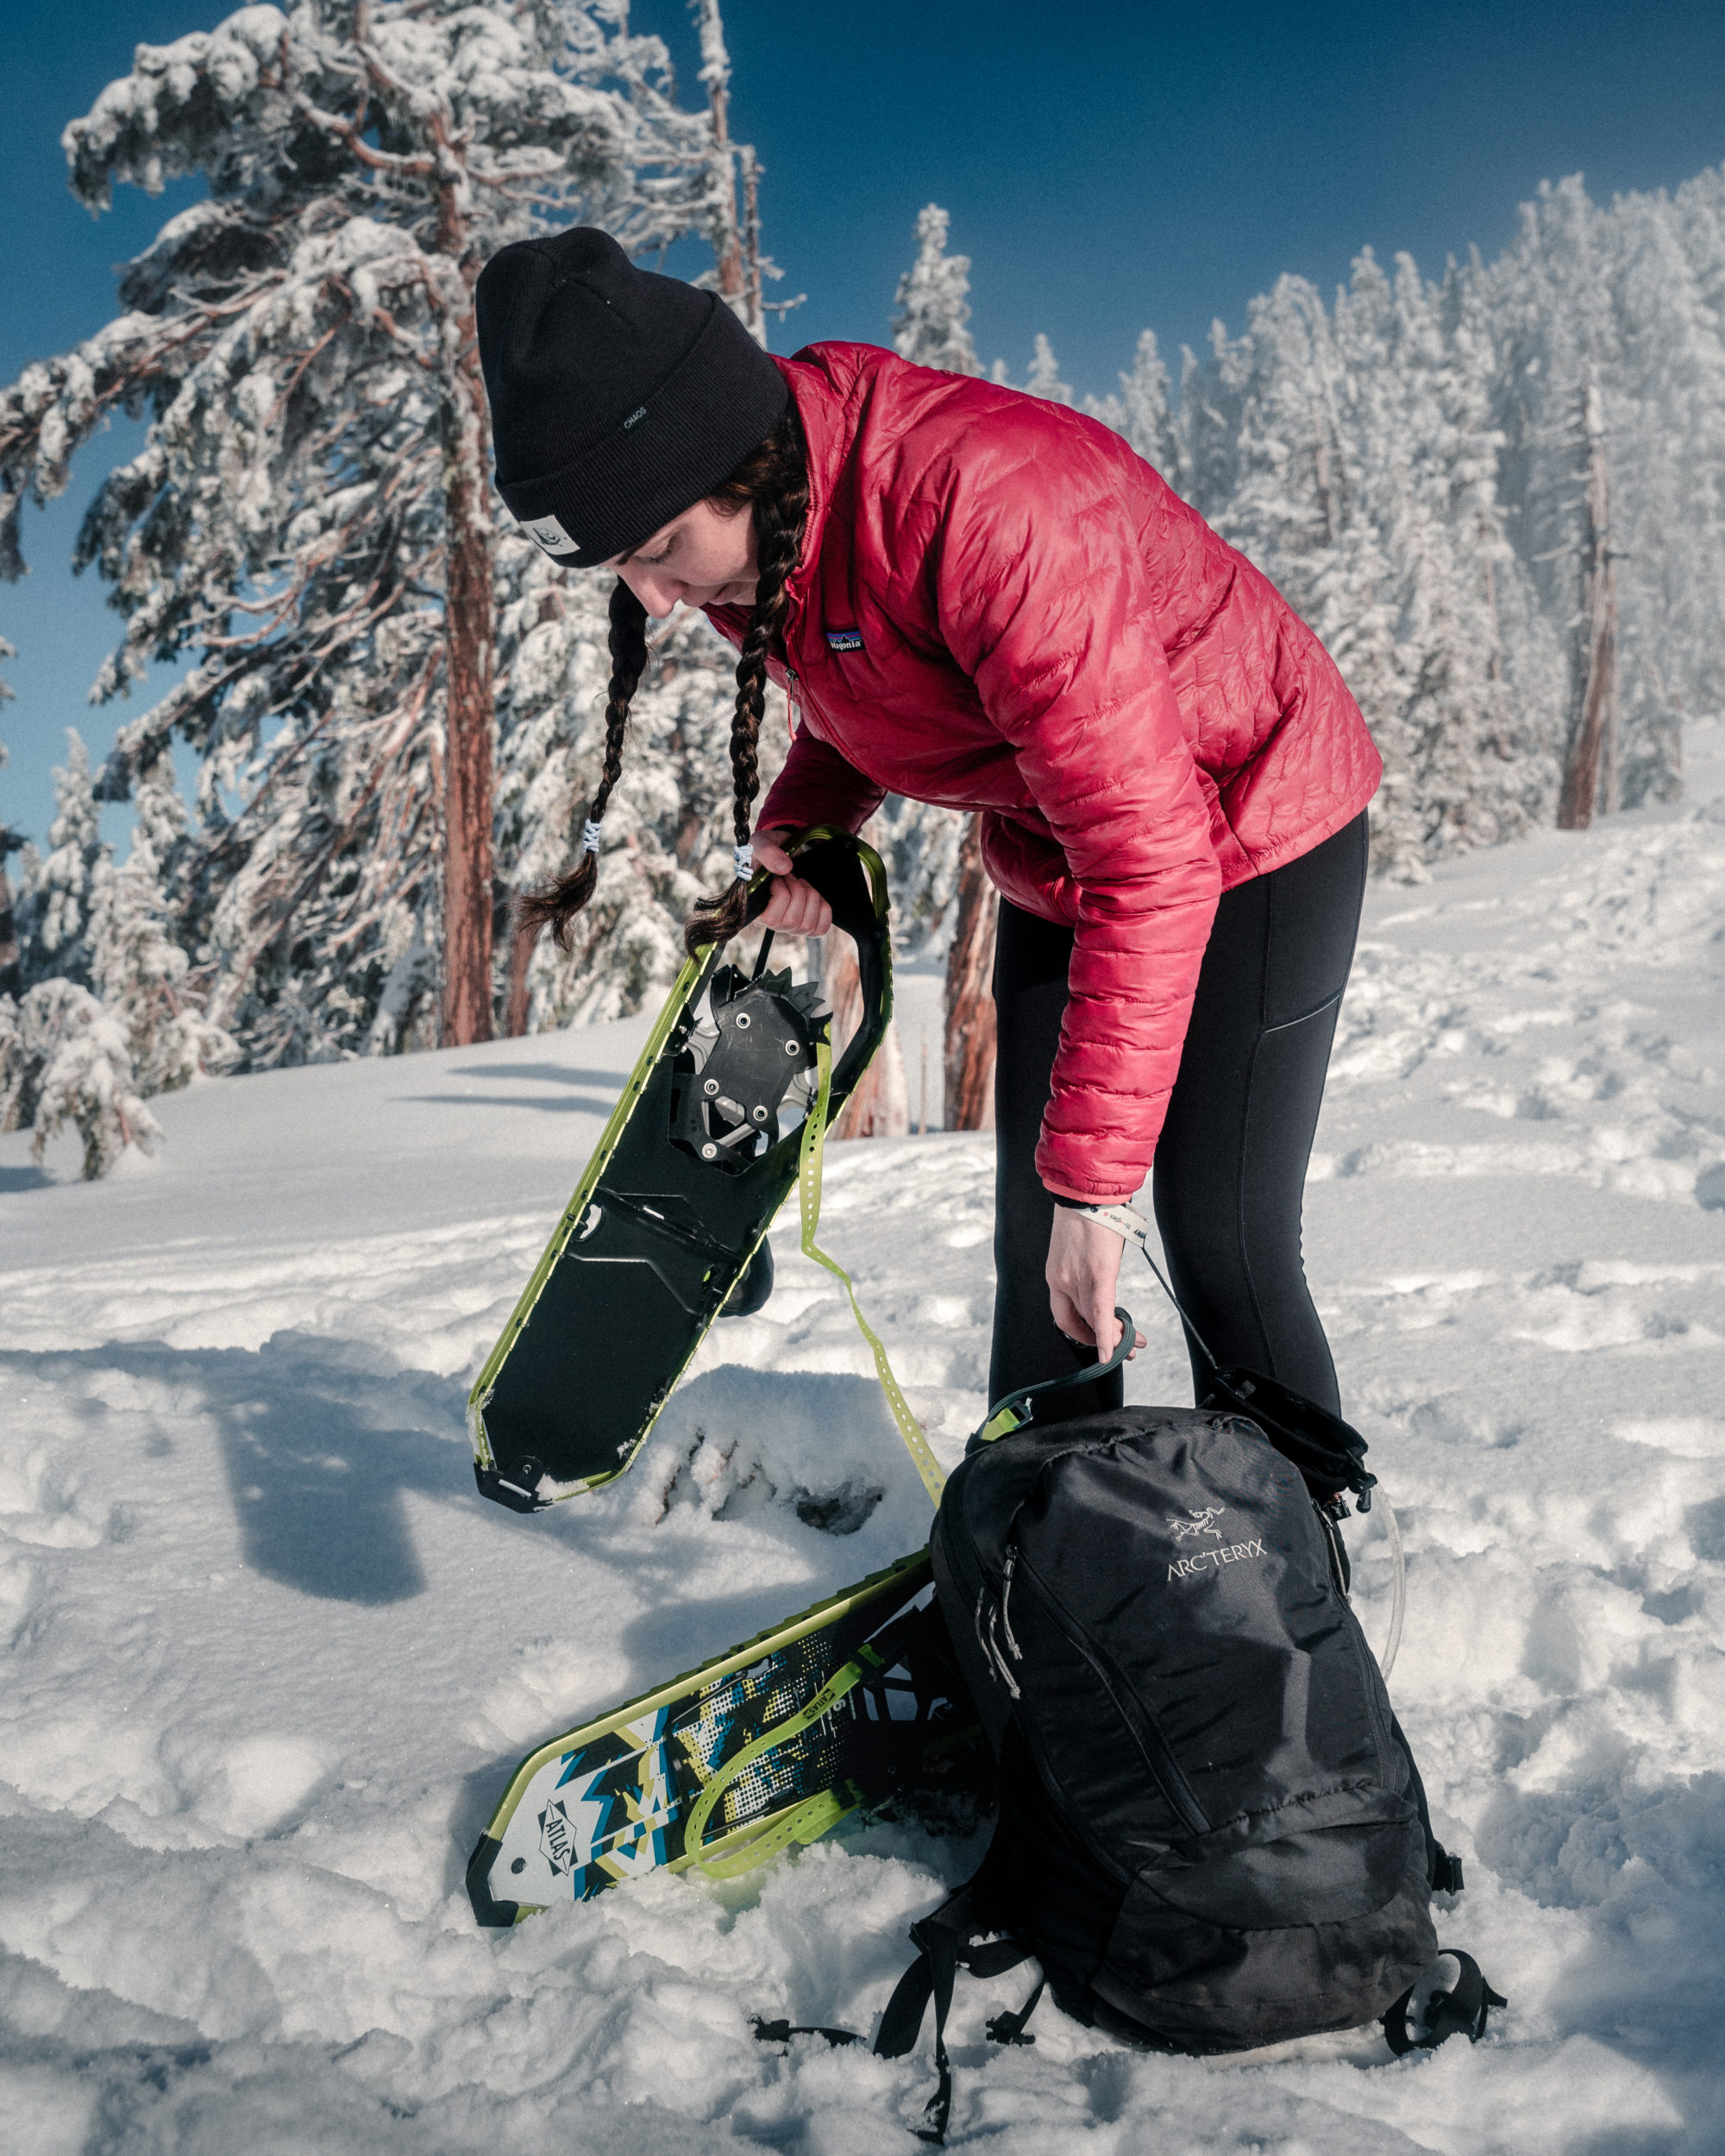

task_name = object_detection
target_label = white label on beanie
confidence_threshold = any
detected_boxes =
[518,511,578,556]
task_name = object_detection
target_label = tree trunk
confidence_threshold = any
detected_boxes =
[1557,380,1617,832]
[436,187,497,1046]
[824,903,910,1141]
[505,915,539,1038]
[944,815,998,1131]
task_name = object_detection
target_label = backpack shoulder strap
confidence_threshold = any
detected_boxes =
[873,1877,1037,2144]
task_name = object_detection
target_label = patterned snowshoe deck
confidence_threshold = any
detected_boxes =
[467,1550,983,1925]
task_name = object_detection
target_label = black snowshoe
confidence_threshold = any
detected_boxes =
[467,829,892,1510]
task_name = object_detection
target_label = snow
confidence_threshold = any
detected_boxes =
[3,728,1724,2153]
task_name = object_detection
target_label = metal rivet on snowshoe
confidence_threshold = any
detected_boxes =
[704,1077,720,1095]
[734,1012,751,1028]
[701,1143,718,1159]
[785,1039,800,1055]
[511,1858,525,1874]
[752,1106,768,1122]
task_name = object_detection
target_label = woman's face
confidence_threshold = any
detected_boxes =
[605,497,758,617]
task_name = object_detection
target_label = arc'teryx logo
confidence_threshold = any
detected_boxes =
[1164,1504,1267,1580]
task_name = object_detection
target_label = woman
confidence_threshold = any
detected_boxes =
[476,228,1378,1426]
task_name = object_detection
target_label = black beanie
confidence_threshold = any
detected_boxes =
[475,227,787,570]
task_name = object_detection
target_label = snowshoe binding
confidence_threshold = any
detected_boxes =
[467,830,892,1511]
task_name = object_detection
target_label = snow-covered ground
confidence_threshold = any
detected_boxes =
[4,726,1724,2155]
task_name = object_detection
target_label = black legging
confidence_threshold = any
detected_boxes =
[989,812,1368,1425]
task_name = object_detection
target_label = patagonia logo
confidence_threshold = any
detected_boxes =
[1168,1536,1266,1582]
[622,404,649,431]
[825,628,864,653]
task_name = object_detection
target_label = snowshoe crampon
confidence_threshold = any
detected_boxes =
[466,1549,986,1925]
[467,829,891,1510]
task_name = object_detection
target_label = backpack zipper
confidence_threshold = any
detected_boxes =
[999,1545,1023,1661]
[1015,1552,1211,1839]
[969,1543,1024,1701]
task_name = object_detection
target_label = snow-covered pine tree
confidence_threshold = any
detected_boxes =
[892,204,982,375]
[1484,177,1624,817]
[1341,254,1531,861]
[0,0,756,1069]
[1599,175,1725,803]
[0,636,20,998]
[0,977,162,1180]
[0,729,233,1173]
[85,768,238,1097]
[22,732,106,985]
[1024,334,1072,406]
[1193,273,1348,629]
[884,204,991,1124]
[1085,329,1183,486]
[881,200,977,956]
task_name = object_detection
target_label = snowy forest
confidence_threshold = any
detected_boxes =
[2,0,1723,1175]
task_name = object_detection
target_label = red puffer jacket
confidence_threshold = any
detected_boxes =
[705,343,1381,1203]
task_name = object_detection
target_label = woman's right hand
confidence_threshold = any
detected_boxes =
[753,828,832,937]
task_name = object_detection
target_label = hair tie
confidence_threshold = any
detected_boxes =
[732,842,754,881]
[581,818,604,855]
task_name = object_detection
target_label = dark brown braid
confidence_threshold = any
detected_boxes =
[517,411,810,960]
[518,577,649,948]
[683,411,811,955]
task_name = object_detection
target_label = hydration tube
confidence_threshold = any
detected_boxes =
[1075,1196,1408,1677]
[1374,1486,1408,1682]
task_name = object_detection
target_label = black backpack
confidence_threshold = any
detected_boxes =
[861,1318,1501,2140]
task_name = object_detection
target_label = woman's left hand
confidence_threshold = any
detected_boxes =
[1046,1207,1146,1362]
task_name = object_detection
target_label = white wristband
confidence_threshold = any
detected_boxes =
[1073,1200,1152,1252]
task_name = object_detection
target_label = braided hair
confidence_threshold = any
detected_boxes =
[682,411,810,955]
[518,577,649,944]
[518,409,809,956]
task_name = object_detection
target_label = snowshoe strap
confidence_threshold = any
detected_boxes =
[971,1313,1137,1445]
[799,1038,948,1505]
[1382,1951,1508,2055]
[691,1789,854,1880]
[682,1605,925,1876]
[874,1884,1034,2146]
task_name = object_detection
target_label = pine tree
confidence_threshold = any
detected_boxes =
[25,732,107,980]
[892,204,982,374]
[0,978,162,1180]
[85,787,237,1096]
[1604,179,1725,802]
[0,0,757,1069]
[1086,329,1183,485]
[1024,334,1073,406]
[0,636,21,998]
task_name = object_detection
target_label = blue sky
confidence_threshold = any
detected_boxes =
[3,0,1722,848]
